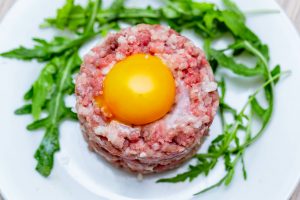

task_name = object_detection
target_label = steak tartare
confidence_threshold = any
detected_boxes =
[75,24,219,174]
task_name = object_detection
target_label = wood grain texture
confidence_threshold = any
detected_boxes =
[0,0,299,199]
[277,0,300,32]
[0,0,15,20]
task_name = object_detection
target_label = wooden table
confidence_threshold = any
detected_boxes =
[0,0,300,199]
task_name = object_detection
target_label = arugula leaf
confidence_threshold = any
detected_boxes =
[157,158,217,183]
[229,40,270,61]
[0,35,93,61]
[161,6,180,19]
[191,2,215,16]
[34,126,60,176]
[15,104,32,115]
[33,52,81,176]
[42,4,85,31]
[24,87,34,100]
[120,8,160,19]
[224,169,235,186]
[194,175,227,195]
[15,51,81,177]
[42,0,101,34]
[271,65,281,84]
[241,155,247,180]
[221,11,259,43]
[208,48,264,76]
[27,118,49,131]
[157,167,202,183]
[194,152,242,195]
[222,0,245,21]
[251,98,267,118]
[53,0,75,29]
[158,49,285,194]
[31,62,56,119]
[164,0,192,15]
[97,0,124,24]
[2,0,287,192]
[110,0,124,11]
[84,0,101,34]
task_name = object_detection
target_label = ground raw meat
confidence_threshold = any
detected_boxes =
[75,24,219,174]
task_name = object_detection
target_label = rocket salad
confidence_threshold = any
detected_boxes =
[0,0,287,195]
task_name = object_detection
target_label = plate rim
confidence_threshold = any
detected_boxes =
[0,0,300,199]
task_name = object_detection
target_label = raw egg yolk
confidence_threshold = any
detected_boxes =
[101,53,176,125]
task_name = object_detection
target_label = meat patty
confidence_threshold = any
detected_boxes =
[75,24,219,174]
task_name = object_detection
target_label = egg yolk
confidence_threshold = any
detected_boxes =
[100,54,176,125]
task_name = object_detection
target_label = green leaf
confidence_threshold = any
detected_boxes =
[194,175,227,195]
[222,0,245,21]
[271,65,281,84]
[164,0,192,15]
[67,5,87,30]
[161,6,180,19]
[229,41,270,62]
[120,8,160,19]
[157,161,209,183]
[220,102,237,116]
[157,168,202,183]
[41,0,101,33]
[224,153,232,170]
[192,2,215,16]
[110,0,124,11]
[157,158,217,183]
[221,11,259,43]
[64,107,78,120]
[250,98,266,119]
[241,155,247,180]
[97,0,124,23]
[0,45,48,61]
[224,169,235,186]
[32,62,56,119]
[209,48,264,76]
[27,118,49,131]
[34,126,60,177]
[24,87,33,100]
[54,0,75,29]
[16,52,80,177]
[33,53,80,176]
[15,104,32,115]
[84,0,101,34]
[218,77,227,102]
[257,43,270,61]
[212,134,225,144]
[8,0,285,189]
[0,35,91,61]
[43,5,85,31]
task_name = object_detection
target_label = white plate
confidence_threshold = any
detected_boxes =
[1,0,300,199]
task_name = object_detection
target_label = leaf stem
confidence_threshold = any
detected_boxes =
[84,0,101,34]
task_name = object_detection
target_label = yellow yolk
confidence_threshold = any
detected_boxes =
[99,53,176,125]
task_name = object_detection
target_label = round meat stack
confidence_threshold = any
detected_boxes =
[75,24,219,174]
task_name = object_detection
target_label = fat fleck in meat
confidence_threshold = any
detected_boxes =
[75,24,219,174]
